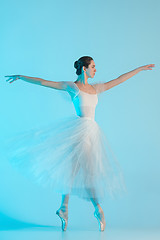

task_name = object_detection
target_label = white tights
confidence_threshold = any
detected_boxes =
[60,193,101,210]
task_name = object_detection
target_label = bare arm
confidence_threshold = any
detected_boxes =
[100,64,155,92]
[5,75,66,90]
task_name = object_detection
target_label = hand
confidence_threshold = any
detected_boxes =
[5,75,21,83]
[139,64,155,71]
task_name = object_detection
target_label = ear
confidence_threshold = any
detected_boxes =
[82,66,87,72]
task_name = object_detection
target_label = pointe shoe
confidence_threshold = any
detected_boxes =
[94,207,106,231]
[56,208,68,231]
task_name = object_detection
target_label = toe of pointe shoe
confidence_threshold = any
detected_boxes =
[56,209,68,231]
[94,211,106,231]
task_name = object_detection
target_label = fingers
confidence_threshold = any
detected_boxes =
[5,75,16,78]
[5,75,20,83]
[141,64,155,71]
[145,64,155,70]
[9,79,16,83]
[5,76,12,81]
[5,75,20,78]
[5,77,14,82]
[148,64,155,68]
[5,77,17,83]
[6,77,13,82]
[149,64,155,69]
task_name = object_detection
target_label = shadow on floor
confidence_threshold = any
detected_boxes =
[0,212,58,231]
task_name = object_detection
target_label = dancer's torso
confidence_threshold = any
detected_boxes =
[65,81,98,120]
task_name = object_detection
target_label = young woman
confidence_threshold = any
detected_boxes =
[5,56,155,231]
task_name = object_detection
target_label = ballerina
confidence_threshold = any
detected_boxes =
[5,56,155,231]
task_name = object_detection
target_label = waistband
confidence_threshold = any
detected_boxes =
[77,115,96,122]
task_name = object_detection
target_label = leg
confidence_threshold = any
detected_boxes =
[90,192,103,213]
[89,189,106,231]
[87,188,101,210]
[90,197,101,210]
[60,194,69,210]
[56,194,69,231]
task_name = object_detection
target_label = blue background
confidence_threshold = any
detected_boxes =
[0,0,160,232]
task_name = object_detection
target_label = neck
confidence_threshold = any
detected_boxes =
[77,73,89,85]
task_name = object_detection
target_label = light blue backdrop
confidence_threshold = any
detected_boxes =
[0,0,160,230]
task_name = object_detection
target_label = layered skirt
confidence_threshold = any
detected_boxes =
[4,115,127,202]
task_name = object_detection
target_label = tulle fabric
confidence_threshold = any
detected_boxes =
[4,115,127,202]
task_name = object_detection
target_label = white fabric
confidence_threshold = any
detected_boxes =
[4,81,127,202]
[62,81,98,119]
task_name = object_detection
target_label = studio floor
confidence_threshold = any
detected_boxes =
[0,227,160,240]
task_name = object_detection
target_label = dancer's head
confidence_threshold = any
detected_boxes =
[74,56,96,79]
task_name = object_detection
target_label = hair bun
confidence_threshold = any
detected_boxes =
[74,56,93,75]
[74,61,79,69]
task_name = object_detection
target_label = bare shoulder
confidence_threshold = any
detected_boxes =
[74,81,97,94]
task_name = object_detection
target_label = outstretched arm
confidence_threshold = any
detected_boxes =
[97,64,155,92]
[5,75,66,90]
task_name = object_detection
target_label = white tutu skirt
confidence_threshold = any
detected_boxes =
[4,115,127,202]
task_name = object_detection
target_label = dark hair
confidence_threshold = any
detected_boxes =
[74,56,93,75]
